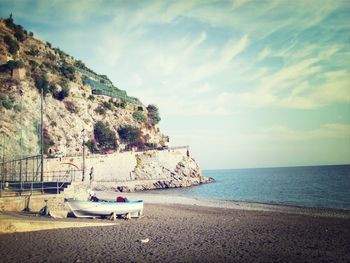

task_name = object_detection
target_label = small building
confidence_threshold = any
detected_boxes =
[12,68,26,80]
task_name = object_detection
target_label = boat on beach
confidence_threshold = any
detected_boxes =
[65,199,144,218]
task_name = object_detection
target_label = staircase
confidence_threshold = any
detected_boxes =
[60,182,89,200]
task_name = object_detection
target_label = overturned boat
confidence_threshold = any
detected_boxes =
[65,199,144,218]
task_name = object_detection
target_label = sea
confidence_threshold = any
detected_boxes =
[148,164,350,210]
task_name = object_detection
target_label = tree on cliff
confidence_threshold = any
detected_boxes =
[94,121,117,150]
[147,104,161,126]
[118,125,141,144]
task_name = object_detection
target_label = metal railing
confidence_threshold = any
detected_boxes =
[0,155,41,183]
[0,181,67,197]
[0,169,81,197]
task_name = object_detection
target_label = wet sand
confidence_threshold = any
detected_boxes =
[0,203,349,263]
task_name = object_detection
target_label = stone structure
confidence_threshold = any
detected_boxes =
[44,148,214,192]
[12,67,26,80]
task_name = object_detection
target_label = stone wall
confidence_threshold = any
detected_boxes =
[12,68,26,80]
[45,148,188,182]
[44,148,214,192]
[0,194,65,213]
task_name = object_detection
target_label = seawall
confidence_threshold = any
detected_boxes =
[45,148,189,182]
[44,147,213,192]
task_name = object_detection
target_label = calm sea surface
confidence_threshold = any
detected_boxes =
[149,165,350,210]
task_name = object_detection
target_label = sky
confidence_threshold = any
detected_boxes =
[1,0,349,169]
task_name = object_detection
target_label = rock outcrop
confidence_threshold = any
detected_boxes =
[108,150,214,192]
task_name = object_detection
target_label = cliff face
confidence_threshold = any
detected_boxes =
[130,149,214,191]
[0,16,213,189]
[0,17,165,159]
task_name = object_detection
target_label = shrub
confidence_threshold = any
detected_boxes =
[2,99,13,110]
[46,52,56,61]
[4,14,15,29]
[4,14,26,42]
[94,121,117,150]
[53,80,70,101]
[48,83,58,95]
[88,95,95,101]
[74,59,97,75]
[46,42,52,48]
[33,73,49,96]
[13,104,23,112]
[64,101,78,113]
[117,99,126,109]
[74,60,85,69]
[147,104,161,125]
[94,105,106,115]
[59,64,75,81]
[86,139,98,153]
[5,60,24,71]
[26,48,39,56]
[29,60,39,69]
[102,101,112,110]
[14,31,25,42]
[54,48,68,59]
[133,111,146,123]
[56,86,69,101]
[118,125,141,144]
[3,35,19,55]
[49,83,68,100]
[29,32,34,37]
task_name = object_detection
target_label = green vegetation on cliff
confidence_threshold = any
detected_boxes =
[93,121,117,151]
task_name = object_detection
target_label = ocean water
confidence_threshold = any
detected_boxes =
[149,165,350,210]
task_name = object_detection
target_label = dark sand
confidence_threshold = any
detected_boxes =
[0,204,349,263]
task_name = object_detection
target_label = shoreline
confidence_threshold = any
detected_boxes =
[96,191,350,219]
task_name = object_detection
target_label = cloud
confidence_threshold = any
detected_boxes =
[221,35,248,64]
[189,34,249,82]
[257,47,271,61]
[194,83,213,95]
[259,124,350,141]
[2,0,350,168]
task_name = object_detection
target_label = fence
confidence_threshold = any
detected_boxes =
[0,154,81,197]
[81,75,143,106]
[0,169,81,197]
[0,155,42,183]
[0,181,69,197]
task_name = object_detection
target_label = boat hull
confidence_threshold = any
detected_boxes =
[65,199,144,218]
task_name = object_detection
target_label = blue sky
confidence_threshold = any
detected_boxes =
[1,0,349,169]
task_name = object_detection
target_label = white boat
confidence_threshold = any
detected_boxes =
[65,199,144,218]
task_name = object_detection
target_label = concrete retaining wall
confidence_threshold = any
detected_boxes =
[0,194,65,213]
[45,148,188,182]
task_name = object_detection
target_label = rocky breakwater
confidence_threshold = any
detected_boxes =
[116,149,215,192]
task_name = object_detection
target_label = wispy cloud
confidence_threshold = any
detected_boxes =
[259,123,350,141]
[2,0,350,167]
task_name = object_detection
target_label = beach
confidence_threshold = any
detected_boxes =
[0,196,349,263]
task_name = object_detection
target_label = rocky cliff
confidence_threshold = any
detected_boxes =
[125,149,214,191]
[0,15,214,190]
[0,17,165,160]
